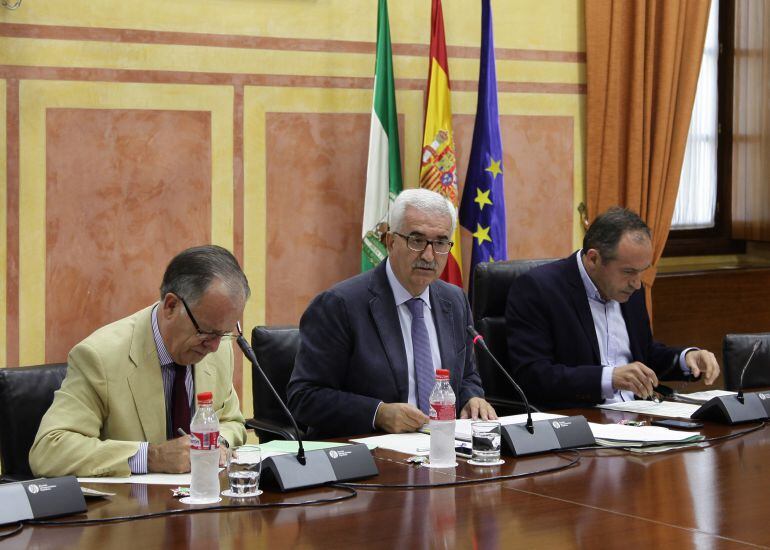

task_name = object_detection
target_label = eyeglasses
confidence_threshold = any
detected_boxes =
[179,296,235,341]
[393,232,453,255]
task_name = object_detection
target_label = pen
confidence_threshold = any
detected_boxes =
[177,428,187,437]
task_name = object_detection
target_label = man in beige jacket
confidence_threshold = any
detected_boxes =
[30,245,248,477]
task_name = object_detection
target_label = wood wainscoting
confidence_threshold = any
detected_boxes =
[651,266,770,390]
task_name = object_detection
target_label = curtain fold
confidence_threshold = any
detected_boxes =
[585,0,711,307]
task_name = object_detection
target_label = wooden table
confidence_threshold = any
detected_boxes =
[3,408,769,549]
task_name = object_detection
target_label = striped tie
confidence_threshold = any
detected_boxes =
[406,298,436,414]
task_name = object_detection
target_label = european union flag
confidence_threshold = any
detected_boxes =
[459,0,506,288]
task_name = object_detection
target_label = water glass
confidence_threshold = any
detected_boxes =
[225,445,262,497]
[471,421,502,463]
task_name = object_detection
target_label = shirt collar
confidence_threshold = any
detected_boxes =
[385,258,432,309]
[151,303,176,367]
[576,250,608,304]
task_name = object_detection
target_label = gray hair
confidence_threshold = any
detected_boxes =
[389,189,457,235]
[160,245,250,305]
[582,207,651,260]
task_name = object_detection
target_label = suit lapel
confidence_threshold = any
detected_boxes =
[127,305,168,443]
[193,358,216,399]
[565,254,601,363]
[369,263,409,400]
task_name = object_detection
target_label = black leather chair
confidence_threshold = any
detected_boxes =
[247,326,306,443]
[472,259,555,415]
[0,363,68,481]
[723,333,770,391]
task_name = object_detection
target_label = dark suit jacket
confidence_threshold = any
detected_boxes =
[505,252,683,408]
[287,261,485,437]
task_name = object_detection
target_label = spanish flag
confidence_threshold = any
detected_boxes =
[419,0,462,287]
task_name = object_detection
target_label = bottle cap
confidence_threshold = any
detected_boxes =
[435,369,450,379]
[197,391,213,404]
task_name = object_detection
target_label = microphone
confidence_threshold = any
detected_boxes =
[737,340,762,404]
[235,322,306,465]
[692,339,768,424]
[465,325,596,456]
[233,322,378,491]
[466,325,533,434]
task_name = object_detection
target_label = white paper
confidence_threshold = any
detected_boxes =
[350,433,432,456]
[673,389,736,404]
[596,400,700,418]
[78,473,195,485]
[230,448,287,465]
[588,422,702,443]
[453,412,565,441]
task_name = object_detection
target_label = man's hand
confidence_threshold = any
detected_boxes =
[460,397,498,420]
[612,362,658,398]
[219,444,229,467]
[375,403,429,433]
[685,349,720,385]
[148,436,191,473]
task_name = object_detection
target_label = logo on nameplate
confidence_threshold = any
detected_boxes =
[552,420,571,429]
[328,449,352,459]
[759,393,768,401]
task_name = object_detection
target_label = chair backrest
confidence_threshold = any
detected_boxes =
[723,333,770,390]
[251,326,300,428]
[472,260,555,409]
[0,363,68,479]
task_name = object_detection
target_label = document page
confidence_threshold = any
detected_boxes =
[596,400,700,418]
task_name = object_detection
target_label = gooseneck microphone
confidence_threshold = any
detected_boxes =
[235,322,307,465]
[466,325,534,434]
[737,340,762,405]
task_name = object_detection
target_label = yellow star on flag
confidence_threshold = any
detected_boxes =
[474,188,493,211]
[472,223,492,246]
[485,157,503,179]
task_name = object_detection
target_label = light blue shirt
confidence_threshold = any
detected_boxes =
[371,260,443,427]
[385,259,442,405]
[575,252,691,403]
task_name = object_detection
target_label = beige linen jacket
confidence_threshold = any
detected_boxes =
[29,304,247,477]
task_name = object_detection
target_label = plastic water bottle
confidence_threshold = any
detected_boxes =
[189,391,221,502]
[429,369,456,467]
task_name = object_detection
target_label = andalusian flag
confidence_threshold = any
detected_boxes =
[459,0,507,288]
[362,0,403,272]
[419,0,462,287]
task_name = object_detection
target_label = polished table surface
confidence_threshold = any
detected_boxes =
[3,407,769,549]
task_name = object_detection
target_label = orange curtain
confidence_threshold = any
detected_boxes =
[585,0,711,297]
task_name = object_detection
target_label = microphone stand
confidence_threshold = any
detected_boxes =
[235,322,306,465]
[232,322,378,491]
[692,339,768,424]
[466,326,534,434]
[737,340,762,405]
[465,325,595,455]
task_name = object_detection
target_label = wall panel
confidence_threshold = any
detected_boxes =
[45,108,211,361]
[1,1,587,419]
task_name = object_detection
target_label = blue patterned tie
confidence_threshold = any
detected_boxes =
[406,298,436,414]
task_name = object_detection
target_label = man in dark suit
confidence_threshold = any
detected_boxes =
[506,207,719,408]
[288,189,496,437]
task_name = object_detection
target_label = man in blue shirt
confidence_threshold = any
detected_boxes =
[506,207,719,408]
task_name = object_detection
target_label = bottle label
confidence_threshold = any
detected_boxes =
[190,430,220,451]
[429,403,455,421]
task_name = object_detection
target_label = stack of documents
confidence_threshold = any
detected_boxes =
[596,400,701,418]
[671,389,736,404]
[588,422,704,448]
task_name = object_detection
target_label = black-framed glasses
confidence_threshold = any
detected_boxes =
[393,232,453,255]
[179,296,235,341]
